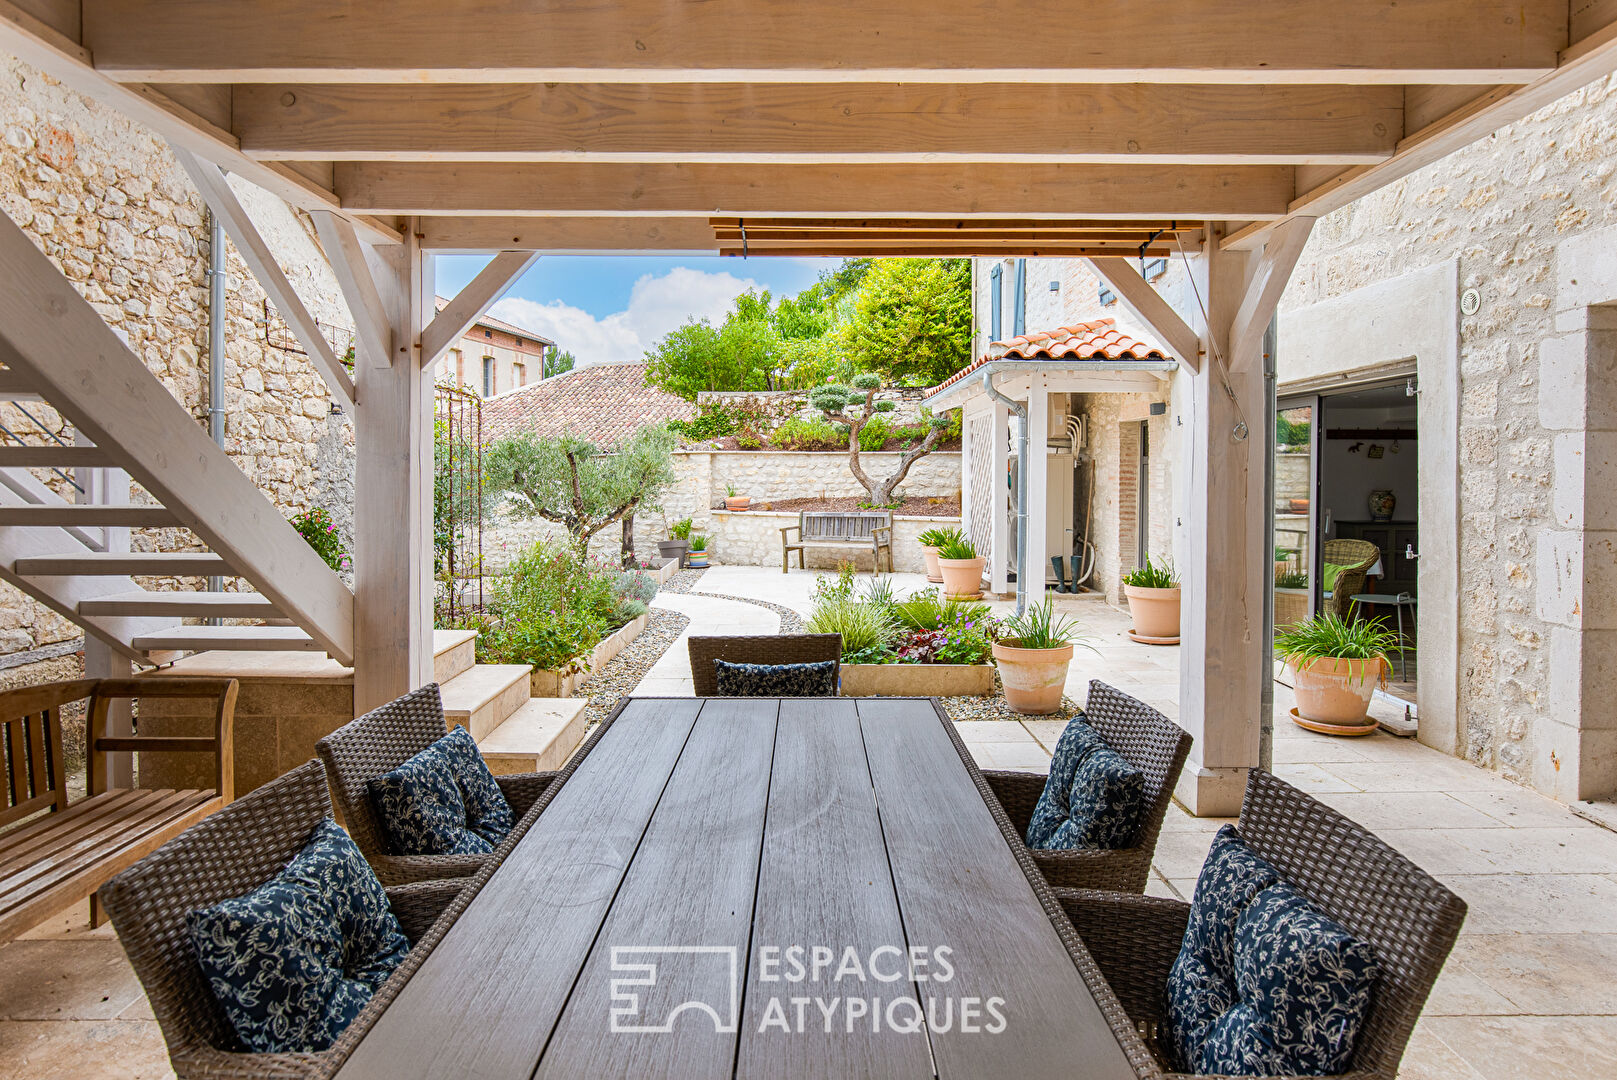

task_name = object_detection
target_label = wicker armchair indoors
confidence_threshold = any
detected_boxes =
[981,680,1191,893]
[686,634,843,696]
[1055,768,1467,1080]
[98,761,462,1080]
[317,683,558,886]
[1322,538,1382,619]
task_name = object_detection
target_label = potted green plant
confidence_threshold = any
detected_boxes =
[935,533,986,599]
[1275,612,1399,735]
[991,591,1084,715]
[657,516,693,567]
[724,484,750,512]
[915,525,960,584]
[1122,556,1180,644]
[686,534,710,569]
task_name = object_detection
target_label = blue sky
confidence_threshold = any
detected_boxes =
[435,255,839,363]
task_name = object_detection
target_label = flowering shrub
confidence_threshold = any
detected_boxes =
[290,508,350,573]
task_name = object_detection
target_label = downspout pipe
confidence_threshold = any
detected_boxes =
[981,369,1029,616]
[206,211,227,598]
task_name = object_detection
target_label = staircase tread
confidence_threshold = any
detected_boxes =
[81,590,274,607]
[16,551,229,573]
[478,697,587,754]
[432,627,479,656]
[131,625,319,651]
[438,663,532,717]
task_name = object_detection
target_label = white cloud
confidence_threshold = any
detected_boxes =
[488,266,762,365]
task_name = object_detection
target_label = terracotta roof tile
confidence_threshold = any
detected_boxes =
[925,318,1169,396]
[477,362,694,446]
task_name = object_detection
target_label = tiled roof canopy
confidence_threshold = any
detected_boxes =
[926,318,1169,395]
[478,362,694,446]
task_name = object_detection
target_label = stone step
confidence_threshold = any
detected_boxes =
[439,662,531,742]
[432,627,478,686]
[477,697,589,776]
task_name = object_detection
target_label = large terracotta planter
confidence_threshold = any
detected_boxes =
[920,545,944,583]
[1288,655,1388,733]
[725,495,750,511]
[1124,584,1181,642]
[992,639,1075,715]
[937,556,986,598]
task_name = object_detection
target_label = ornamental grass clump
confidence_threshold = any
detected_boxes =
[936,534,979,560]
[999,591,1084,651]
[1121,556,1178,589]
[807,596,899,662]
[1273,612,1402,676]
[916,525,963,549]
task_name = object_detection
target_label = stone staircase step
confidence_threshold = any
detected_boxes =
[478,698,589,776]
[130,625,319,652]
[439,662,532,742]
[79,590,280,619]
[432,628,479,685]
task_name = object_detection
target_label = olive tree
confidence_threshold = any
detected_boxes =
[484,424,677,567]
[809,373,950,507]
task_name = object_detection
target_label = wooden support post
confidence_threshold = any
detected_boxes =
[76,431,133,787]
[1025,380,1049,599]
[352,225,435,713]
[989,400,1010,596]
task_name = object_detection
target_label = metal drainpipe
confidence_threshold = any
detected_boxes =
[1259,317,1278,773]
[981,369,1029,616]
[206,211,227,599]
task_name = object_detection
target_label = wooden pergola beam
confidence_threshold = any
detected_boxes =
[1228,216,1317,372]
[310,210,394,369]
[417,216,719,253]
[236,83,1401,165]
[336,163,1296,219]
[80,0,1561,83]
[1085,257,1203,372]
[419,251,541,370]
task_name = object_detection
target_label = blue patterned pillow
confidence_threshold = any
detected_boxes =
[1196,881,1380,1076]
[188,819,409,1053]
[368,742,494,857]
[1164,826,1283,1071]
[713,659,837,697]
[1044,743,1145,849]
[1024,716,1105,847]
[436,725,514,846]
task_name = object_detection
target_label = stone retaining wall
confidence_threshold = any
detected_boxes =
[704,510,961,574]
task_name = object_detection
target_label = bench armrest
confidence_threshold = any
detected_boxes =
[88,678,238,802]
[779,525,800,539]
[871,525,893,540]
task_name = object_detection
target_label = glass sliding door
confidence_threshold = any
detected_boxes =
[1273,397,1319,631]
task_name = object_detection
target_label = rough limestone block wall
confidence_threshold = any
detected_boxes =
[0,55,357,656]
[705,511,961,575]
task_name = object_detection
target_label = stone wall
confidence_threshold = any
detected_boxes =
[0,54,357,657]
[703,511,960,575]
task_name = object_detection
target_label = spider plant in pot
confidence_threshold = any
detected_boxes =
[915,525,960,583]
[723,484,750,512]
[1274,611,1400,734]
[686,534,710,569]
[1121,556,1180,643]
[934,533,986,599]
[992,591,1087,715]
[657,516,693,566]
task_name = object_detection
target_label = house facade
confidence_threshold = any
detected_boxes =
[433,302,556,399]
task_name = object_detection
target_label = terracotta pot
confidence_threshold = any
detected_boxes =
[920,544,944,583]
[992,639,1075,715]
[1289,655,1387,730]
[725,495,750,511]
[1124,584,1181,640]
[937,556,986,598]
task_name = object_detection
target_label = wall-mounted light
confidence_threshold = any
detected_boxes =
[1049,280,1060,291]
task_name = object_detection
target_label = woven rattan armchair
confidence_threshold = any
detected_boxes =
[980,680,1191,893]
[1055,768,1467,1080]
[316,683,557,886]
[1322,538,1382,618]
[98,761,462,1080]
[687,634,842,696]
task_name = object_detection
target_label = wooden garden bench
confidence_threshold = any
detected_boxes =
[0,677,236,942]
[780,510,894,573]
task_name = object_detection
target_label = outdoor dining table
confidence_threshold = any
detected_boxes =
[335,696,1140,1080]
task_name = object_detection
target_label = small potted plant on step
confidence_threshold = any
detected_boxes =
[992,591,1086,715]
[916,525,959,584]
[657,516,693,568]
[724,485,750,512]
[686,534,710,569]
[935,533,986,599]
[1122,556,1181,644]
[1275,611,1400,736]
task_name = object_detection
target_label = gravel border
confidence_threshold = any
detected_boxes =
[574,607,691,728]
[657,569,807,632]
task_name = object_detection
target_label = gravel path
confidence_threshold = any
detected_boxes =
[657,568,807,632]
[574,607,691,728]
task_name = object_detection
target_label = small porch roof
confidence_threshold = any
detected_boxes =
[921,319,1177,411]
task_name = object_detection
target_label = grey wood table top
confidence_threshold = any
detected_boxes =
[336,697,1137,1080]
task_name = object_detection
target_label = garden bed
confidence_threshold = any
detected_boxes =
[841,662,994,697]
[530,612,651,697]
[750,494,961,516]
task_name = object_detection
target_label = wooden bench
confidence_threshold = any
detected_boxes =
[780,510,894,573]
[0,677,236,942]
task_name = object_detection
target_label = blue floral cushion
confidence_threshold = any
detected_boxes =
[713,659,837,697]
[1164,826,1282,1070]
[1024,716,1105,847]
[1044,743,1146,850]
[367,742,494,857]
[187,819,409,1053]
[436,725,514,846]
[1195,881,1380,1076]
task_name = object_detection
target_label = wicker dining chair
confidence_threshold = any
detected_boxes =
[687,633,843,696]
[1054,768,1467,1080]
[98,761,462,1080]
[979,680,1191,893]
[316,683,558,886]
[1322,537,1382,618]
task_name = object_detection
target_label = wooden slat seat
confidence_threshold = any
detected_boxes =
[0,678,236,943]
[780,510,894,573]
